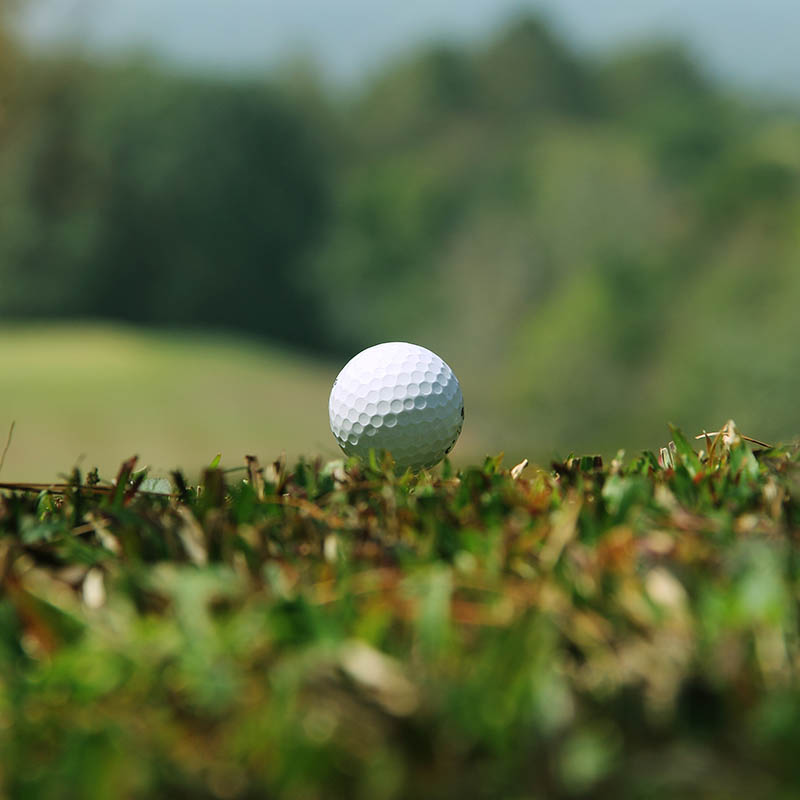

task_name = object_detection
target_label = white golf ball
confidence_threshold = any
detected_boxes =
[329,342,464,471]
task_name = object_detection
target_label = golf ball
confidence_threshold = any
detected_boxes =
[329,342,464,471]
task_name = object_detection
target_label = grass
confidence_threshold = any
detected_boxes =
[1,423,800,798]
[0,322,339,481]
[0,323,488,482]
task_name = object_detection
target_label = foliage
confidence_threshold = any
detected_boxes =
[0,56,333,349]
[2,426,800,798]
[2,13,800,458]
[306,18,800,456]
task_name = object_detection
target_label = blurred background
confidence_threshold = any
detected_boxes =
[1,0,799,479]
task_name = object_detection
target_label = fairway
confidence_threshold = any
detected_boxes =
[0,323,343,480]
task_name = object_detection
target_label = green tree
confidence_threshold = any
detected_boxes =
[0,57,333,348]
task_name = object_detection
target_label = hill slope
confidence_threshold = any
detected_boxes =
[3,18,800,463]
[0,324,341,480]
[314,23,800,459]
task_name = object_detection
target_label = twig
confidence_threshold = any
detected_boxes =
[694,431,772,448]
[0,421,15,478]
[0,481,172,498]
[510,459,529,479]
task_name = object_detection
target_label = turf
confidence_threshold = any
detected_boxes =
[0,323,488,482]
[0,323,339,481]
[1,424,800,798]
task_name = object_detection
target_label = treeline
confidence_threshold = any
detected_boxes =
[2,14,799,455]
[0,44,334,348]
[0,17,737,351]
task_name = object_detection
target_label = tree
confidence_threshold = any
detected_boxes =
[0,60,334,348]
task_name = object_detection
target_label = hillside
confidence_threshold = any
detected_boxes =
[1,16,799,464]
[0,324,340,480]
[314,21,800,458]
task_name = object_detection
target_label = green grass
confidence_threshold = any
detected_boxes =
[0,323,341,481]
[2,425,800,798]
[0,323,488,482]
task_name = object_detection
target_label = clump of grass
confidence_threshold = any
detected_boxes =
[1,423,800,799]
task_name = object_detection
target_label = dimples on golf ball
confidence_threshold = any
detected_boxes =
[329,342,464,471]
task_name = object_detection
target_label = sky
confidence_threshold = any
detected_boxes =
[16,0,800,95]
